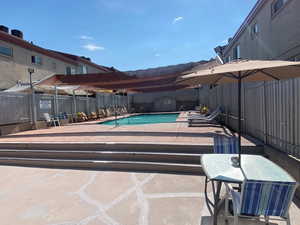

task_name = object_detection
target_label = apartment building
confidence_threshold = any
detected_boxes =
[0,25,112,90]
[215,0,300,62]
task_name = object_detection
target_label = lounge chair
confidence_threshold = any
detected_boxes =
[43,113,60,127]
[225,180,298,225]
[188,108,221,126]
[188,106,221,119]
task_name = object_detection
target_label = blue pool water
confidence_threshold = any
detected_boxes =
[100,113,179,125]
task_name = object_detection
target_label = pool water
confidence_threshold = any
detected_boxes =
[100,113,179,125]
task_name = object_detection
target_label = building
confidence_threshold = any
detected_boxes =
[215,0,300,62]
[0,25,113,90]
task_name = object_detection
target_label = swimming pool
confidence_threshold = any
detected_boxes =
[100,113,179,125]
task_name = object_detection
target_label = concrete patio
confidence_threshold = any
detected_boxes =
[0,165,298,225]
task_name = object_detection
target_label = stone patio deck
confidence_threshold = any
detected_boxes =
[0,113,257,146]
[0,166,298,225]
[0,113,297,224]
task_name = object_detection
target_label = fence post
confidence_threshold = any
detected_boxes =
[72,90,77,122]
[96,93,99,112]
[31,88,37,128]
[263,81,268,144]
[86,93,89,115]
[54,86,58,118]
[29,69,37,129]
[127,93,130,113]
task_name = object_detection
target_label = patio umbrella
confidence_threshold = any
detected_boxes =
[177,60,300,166]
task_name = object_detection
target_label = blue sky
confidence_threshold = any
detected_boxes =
[1,0,256,71]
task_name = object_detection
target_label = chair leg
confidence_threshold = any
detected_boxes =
[264,215,269,225]
[233,215,238,225]
[225,192,229,219]
[286,213,291,225]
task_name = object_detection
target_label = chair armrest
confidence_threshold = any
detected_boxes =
[224,183,235,195]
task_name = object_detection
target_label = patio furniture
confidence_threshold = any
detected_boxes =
[225,180,298,225]
[201,154,297,225]
[213,135,239,154]
[43,113,60,127]
[188,108,221,126]
[188,106,220,119]
[204,136,240,218]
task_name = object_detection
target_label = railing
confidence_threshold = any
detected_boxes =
[0,92,31,125]
[0,91,128,125]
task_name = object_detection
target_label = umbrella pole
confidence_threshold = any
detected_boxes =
[114,94,118,127]
[238,74,242,167]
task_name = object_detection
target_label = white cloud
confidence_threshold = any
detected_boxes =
[82,44,105,51]
[155,53,160,57]
[80,35,94,40]
[173,16,183,24]
[220,39,227,45]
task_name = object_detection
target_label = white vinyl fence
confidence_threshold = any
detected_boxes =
[199,79,300,159]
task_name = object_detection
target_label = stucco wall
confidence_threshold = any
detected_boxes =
[0,39,106,90]
[131,89,199,112]
[224,0,300,60]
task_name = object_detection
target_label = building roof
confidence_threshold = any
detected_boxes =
[126,60,213,77]
[37,59,220,93]
[0,30,114,72]
[51,51,114,72]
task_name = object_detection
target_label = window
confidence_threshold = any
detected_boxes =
[66,66,71,75]
[293,55,300,62]
[31,55,42,65]
[71,68,76,75]
[272,0,289,16]
[0,46,13,57]
[79,65,88,74]
[225,56,231,63]
[233,45,241,60]
[250,23,259,39]
[52,62,56,70]
[252,23,259,34]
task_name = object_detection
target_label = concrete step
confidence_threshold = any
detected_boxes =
[0,157,204,175]
[0,150,201,165]
[0,142,263,154]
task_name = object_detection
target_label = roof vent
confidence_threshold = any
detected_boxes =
[11,29,23,39]
[80,56,91,61]
[0,25,9,33]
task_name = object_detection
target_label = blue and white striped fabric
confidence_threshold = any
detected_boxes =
[240,180,296,217]
[213,136,239,154]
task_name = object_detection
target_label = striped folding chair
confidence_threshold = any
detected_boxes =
[225,180,298,225]
[204,136,240,215]
[213,135,239,154]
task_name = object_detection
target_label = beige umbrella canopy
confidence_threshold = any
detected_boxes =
[178,60,300,86]
[177,60,300,166]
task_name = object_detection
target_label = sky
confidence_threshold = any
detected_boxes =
[1,0,257,71]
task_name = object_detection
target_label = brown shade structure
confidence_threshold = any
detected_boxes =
[38,72,136,86]
[37,72,189,93]
[177,60,300,166]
